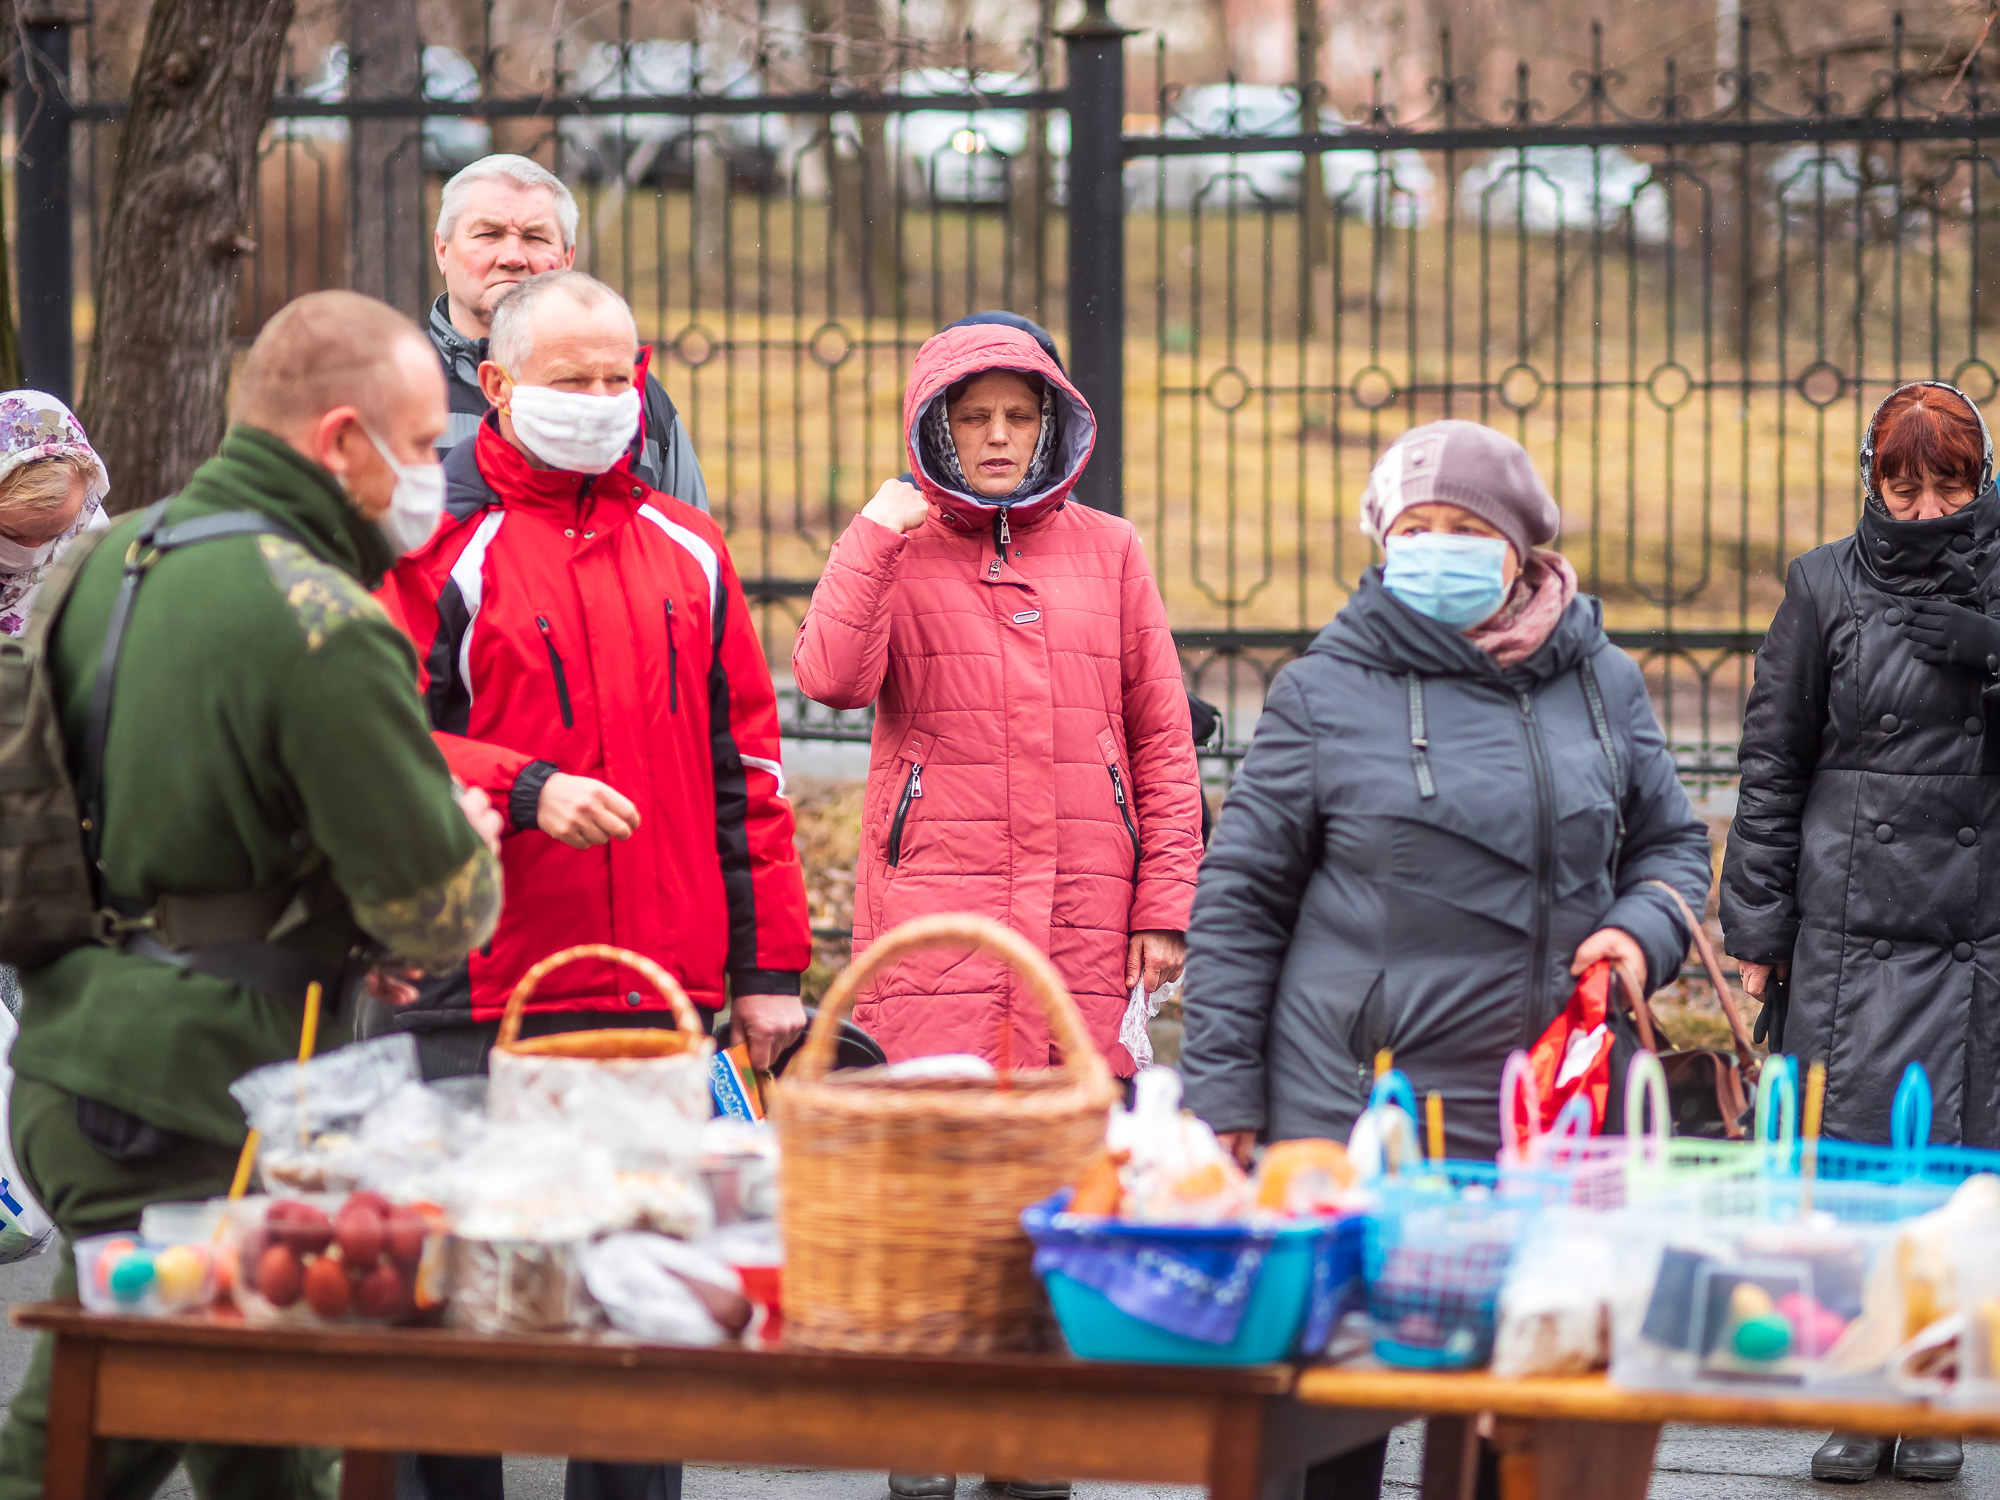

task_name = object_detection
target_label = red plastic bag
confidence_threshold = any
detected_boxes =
[1509,959,1616,1146]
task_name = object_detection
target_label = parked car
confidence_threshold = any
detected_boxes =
[557,41,787,193]
[273,45,492,176]
[886,67,1068,209]
[1455,145,1667,242]
[1127,83,1433,225]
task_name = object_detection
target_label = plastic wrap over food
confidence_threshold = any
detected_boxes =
[488,1047,709,1172]
[1103,1068,1253,1225]
[579,1233,751,1344]
[229,1035,422,1192]
[1492,1208,1626,1377]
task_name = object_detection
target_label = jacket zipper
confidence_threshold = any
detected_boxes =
[1518,689,1555,1049]
[537,616,574,729]
[664,599,680,713]
[887,760,923,867]
[987,512,1010,581]
[1109,765,1141,880]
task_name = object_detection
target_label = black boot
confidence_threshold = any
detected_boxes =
[1892,1438,1963,1482]
[1812,1434,1893,1483]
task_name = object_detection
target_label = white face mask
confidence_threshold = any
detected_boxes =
[361,425,447,556]
[0,534,58,574]
[505,382,642,475]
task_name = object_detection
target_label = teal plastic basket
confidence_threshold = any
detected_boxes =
[1023,1194,1363,1365]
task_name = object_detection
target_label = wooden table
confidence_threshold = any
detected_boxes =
[13,1303,1402,1500]
[1297,1365,2000,1500]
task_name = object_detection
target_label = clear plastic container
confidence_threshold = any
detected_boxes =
[76,1228,218,1316]
[223,1191,449,1327]
[1607,1210,1912,1400]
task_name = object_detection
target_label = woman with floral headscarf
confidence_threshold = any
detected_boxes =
[0,391,109,639]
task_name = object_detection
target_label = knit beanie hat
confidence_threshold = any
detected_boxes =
[1359,420,1560,562]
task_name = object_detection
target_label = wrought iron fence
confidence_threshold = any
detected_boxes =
[18,5,2000,786]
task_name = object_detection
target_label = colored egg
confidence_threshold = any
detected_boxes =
[1732,1311,1793,1362]
[151,1244,208,1304]
[92,1237,137,1296]
[107,1251,156,1304]
[1728,1281,1775,1320]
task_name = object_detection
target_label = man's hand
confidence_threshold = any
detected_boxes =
[1901,596,2000,675]
[859,478,930,536]
[537,773,640,848]
[455,784,504,856]
[365,963,423,1008]
[1219,1130,1257,1170]
[1572,926,1647,1009]
[733,991,808,1070]
[1738,960,1788,999]
[1124,930,1187,995]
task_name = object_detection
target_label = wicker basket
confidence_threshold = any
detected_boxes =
[772,912,1118,1354]
[488,945,712,1129]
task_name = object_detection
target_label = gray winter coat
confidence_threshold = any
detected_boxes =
[1181,572,1712,1162]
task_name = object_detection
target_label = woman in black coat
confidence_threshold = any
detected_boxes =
[1721,380,1999,1484]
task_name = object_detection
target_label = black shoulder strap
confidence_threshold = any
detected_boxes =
[81,503,295,892]
[1578,657,1627,871]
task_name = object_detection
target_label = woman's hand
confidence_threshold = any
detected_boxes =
[1125,930,1187,994]
[1737,960,1788,999]
[860,478,930,535]
[1572,926,1647,1006]
[1219,1130,1257,1170]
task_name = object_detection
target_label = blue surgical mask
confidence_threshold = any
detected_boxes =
[1383,533,1511,626]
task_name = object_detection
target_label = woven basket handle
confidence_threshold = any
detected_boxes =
[496,944,703,1049]
[792,912,1115,1092]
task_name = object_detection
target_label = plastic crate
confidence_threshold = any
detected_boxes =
[1021,1192,1362,1365]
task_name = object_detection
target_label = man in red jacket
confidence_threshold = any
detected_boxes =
[377,269,810,1498]
[377,268,811,1066]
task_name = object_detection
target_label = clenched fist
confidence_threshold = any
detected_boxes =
[538,773,641,848]
[860,478,930,535]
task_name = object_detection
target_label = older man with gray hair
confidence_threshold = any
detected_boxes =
[429,153,708,510]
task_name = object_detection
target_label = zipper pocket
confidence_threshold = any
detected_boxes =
[664,599,680,713]
[1109,765,1141,880]
[536,616,574,728]
[887,760,923,867]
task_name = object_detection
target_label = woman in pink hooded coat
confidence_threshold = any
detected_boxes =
[795,313,1203,1077]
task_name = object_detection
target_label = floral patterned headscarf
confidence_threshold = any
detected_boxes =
[0,390,110,637]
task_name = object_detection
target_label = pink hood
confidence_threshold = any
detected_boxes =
[902,323,1097,532]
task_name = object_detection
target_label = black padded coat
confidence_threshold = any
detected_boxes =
[1721,485,2000,1148]
[1180,573,1711,1162]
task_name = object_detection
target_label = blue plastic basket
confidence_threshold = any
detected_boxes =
[1362,1160,1537,1369]
[1021,1192,1363,1364]
[1775,1063,2000,1211]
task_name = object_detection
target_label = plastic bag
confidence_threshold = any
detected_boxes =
[1104,1068,1252,1224]
[579,1233,751,1344]
[229,1035,422,1192]
[0,1004,52,1262]
[1118,976,1181,1071]
[1492,1208,1624,1376]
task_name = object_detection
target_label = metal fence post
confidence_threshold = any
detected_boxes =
[15,3,75,405]
[1062,0,1130,515]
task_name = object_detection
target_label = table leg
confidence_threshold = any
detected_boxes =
[338,1450,397,1500]
[1205,1396,1271,1500]
[43,1335,104,1500]
[1491,1418,1659,1500]
[1420,1415,1480,1500]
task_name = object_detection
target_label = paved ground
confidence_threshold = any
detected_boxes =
[0,1250,1993,1499]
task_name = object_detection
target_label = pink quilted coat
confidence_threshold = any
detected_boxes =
[793,321,1203,1075]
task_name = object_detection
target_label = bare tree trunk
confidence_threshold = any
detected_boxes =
[78,0,295,512]
[0,2,23,390]
[809,0,898,316]
[348,0,425,312]
[1010,0,1056,324]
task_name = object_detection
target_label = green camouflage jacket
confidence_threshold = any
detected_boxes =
[13,424,499,1145]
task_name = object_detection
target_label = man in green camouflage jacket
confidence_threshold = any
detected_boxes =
[0,291,502,1500]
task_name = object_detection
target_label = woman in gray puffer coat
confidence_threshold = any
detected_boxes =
[1181,421,1712,1168]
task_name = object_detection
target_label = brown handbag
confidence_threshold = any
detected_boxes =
[1617,880,1763,1140]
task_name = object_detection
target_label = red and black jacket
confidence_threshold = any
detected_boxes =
[377,417,810,1024]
